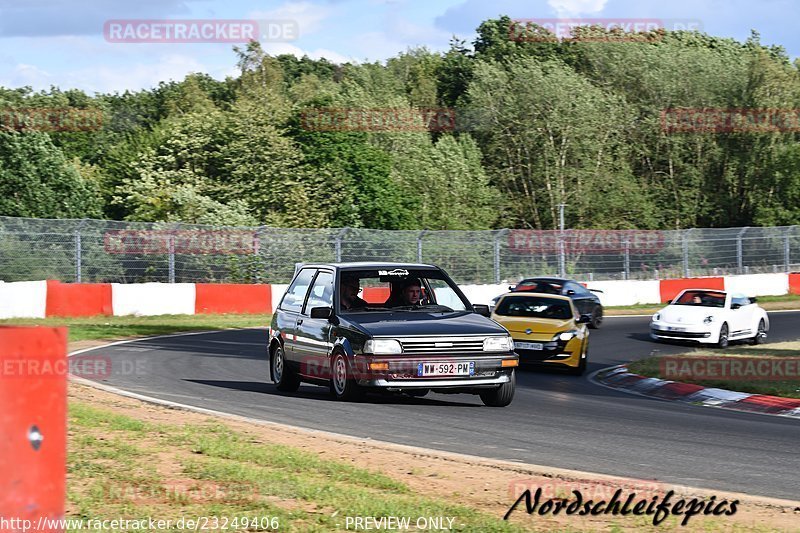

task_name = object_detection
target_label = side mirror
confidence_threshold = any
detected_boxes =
[310,306,333,319]
[473,304,491,317]
[576,314,591,324]
[508,285,516,291]
[731,303,741,310]
[749,297,758,304]
[566,289,576,296]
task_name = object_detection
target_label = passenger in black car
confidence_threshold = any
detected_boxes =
[385,278,422,307]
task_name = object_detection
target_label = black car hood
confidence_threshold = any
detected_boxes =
[343,311,508,337]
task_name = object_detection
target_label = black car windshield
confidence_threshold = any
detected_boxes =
[338,268,469,313]
[672,290,726,308]
[494,296,573,319]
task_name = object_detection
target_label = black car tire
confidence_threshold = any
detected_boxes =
[330,352,364,401]
[717,323,729,349]
[751,319,767,345]
[588,306,603,329]
[404,389,429,397]
[479,371,515,407]
[272,343,300,392]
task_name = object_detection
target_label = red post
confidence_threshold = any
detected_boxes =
[0,327,67,532]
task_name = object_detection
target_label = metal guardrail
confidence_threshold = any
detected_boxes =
[0,216,797,284]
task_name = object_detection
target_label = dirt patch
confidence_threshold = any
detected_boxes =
[68,379,800,532]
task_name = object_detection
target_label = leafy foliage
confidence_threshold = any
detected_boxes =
[1,19,798,231]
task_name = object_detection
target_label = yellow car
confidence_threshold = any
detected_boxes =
[491,292,590,375]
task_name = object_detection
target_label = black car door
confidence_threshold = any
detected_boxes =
[294,270,335,379]
[563,281,592,315]
[277,268,317,360]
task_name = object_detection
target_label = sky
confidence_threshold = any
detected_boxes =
[0,0,797,94]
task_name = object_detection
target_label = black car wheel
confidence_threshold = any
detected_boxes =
[588,306,603,329]
[479,371,515,407]
[330,352,363,401]
[272,343,300,392]
[751,319,767,345]
[717,323,729,349]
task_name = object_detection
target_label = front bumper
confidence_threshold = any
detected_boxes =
[650,322,715,343]
[512,337,583,368]
[353,353,517,389]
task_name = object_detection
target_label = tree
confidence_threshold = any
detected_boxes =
[0,131,103,218]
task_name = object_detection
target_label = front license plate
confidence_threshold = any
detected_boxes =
[667,327,686,332]
[515,342,544,351]
[417,361,474,377]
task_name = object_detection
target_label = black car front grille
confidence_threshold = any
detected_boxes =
[397,336,486,354]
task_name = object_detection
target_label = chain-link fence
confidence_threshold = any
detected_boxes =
[0,216,798,285]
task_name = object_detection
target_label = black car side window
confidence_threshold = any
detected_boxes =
[280,268,316,313]
[304,271,334,314]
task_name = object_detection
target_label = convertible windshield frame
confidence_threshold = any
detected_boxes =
[672,290,727,308]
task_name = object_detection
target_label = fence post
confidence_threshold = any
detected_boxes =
[494,229,508,284]
[682,229,691,278]
[417,230,427,263]
[335,227,349,263]
[785,227,793,272]
[168,234,175,283]
[736,227,748,274]
[623,239,630,280]
[73,221,85,283]
[253,226,266,283]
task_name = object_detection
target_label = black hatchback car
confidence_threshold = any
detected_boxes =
[492,277,604,328]
[268,263,518,406]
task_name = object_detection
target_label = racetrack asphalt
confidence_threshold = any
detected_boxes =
[77,312,800,501]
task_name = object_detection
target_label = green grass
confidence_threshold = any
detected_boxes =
[0,314,271,342]
[67,401,530,532]
[627,341,800,399]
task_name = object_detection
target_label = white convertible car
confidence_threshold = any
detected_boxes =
[650,289,769,348]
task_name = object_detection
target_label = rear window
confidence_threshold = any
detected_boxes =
[494,296,573,319]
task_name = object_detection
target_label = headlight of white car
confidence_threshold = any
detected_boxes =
[483,336,514,352]
[653,312,661,321]
[363,339,402,354]
[703,316,714,324]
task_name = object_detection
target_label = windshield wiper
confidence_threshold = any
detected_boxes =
[391,304,454,312]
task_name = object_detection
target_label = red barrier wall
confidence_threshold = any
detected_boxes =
[659,277,725,303]
[0,326,67,529]
[195,284,271,314]
[45,280,113,317]
[790,273,800,295]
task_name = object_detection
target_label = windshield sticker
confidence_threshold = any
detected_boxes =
[379,269,409,276]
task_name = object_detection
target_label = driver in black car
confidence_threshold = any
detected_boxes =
[340,275,368,311]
